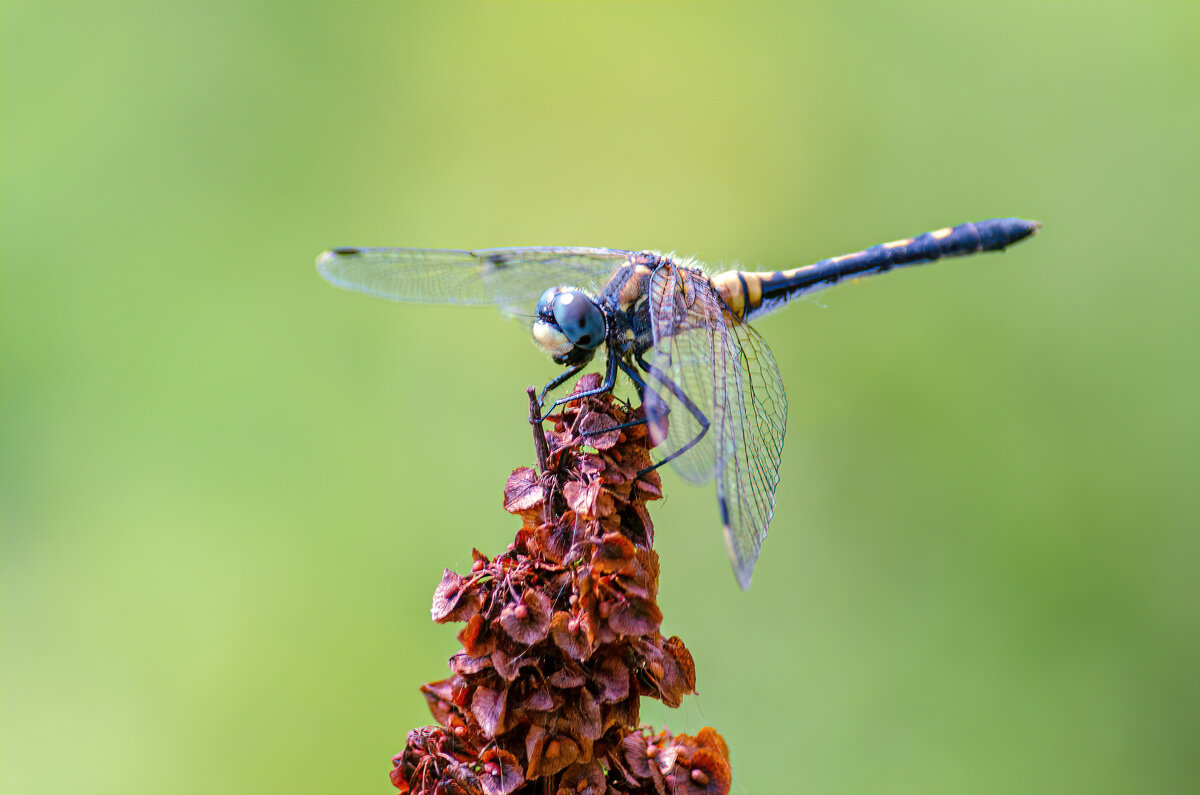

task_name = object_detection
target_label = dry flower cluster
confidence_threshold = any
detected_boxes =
[390,374,732,795]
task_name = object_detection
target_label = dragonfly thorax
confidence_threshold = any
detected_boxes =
[533,287,606,365]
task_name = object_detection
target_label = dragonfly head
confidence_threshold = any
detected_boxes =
[533,287,606,365]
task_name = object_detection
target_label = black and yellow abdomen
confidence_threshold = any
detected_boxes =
[712,218,1040,320]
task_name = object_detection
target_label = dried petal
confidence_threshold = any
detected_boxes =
[694,727,729,759]
[664,636,697,691]
[654,739,680,777]
[602,480,633,506]
[667,746,731,795]
[471,685,507,738]
[637,549,660,588]
[617,573,652,601]
[628,502,656,546]
[602,696,640,735]
[550,611,595,662]
[572,372,604,394]
[532,734,581,779]
[504,467,545,513]
[478,748,524,795]
[493,647,535,683]
[499,589,552,644]
[621,732,665,791]
[421,678,464,725]
[645,636,696,708]
[591,653,631,703]
[520,683,556,712]
[545,434,572,470]
[577,456,605,477]
[636,468,663,498]
[621,406,650,440]
[555,760,606,795]
[441,761,486,795]
[592,532,637,574]
[537,517,576,564]
[523,723,548,773]
[577,410,620,449]
[606,593,663,637]
[432,569,482,623]
[390,752,409,792]
[563,479,615,519]
[601,441,643,481]
[568,688,603,741]
[450,651,493,676]
[458,614,497,658]
[548,664,587,689]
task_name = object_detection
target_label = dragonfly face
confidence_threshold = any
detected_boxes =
[317,218,1040,589]
[533,287,606,366]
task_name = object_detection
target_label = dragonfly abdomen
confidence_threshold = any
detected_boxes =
[713,218,1039,320]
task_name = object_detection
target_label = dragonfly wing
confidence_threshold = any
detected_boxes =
[643,265,723,485]
[646,263,787,590]
[316,246,633,315]
[714,317,787,590]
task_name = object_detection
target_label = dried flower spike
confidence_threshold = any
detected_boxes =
[391,377,731,794]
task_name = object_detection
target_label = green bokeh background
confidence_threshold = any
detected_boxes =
[2,2,1197,793]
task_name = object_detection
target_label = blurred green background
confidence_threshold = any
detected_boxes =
[2,2,1197,793]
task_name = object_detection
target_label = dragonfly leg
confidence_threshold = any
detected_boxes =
[538,362,588,406]
[579,359,652,437]
[632,354,711,476]
[537,351,618,422]
[621,357,647,401]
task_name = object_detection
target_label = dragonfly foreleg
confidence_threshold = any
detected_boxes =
[537,351,619,422]
[579,359,653,438]
[538,362,588,406]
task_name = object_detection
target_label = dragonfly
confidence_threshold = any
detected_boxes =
[317,217,1040,589]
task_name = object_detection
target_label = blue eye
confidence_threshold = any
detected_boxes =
[536,287,558,319]
[552,290,604,350]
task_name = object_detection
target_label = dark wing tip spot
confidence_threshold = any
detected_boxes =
[330,247,361,256]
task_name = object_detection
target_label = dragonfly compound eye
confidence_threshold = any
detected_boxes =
[551,290,605,350]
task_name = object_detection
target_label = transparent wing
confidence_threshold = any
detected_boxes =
[644,263,787,590]
[316,246,633,315]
